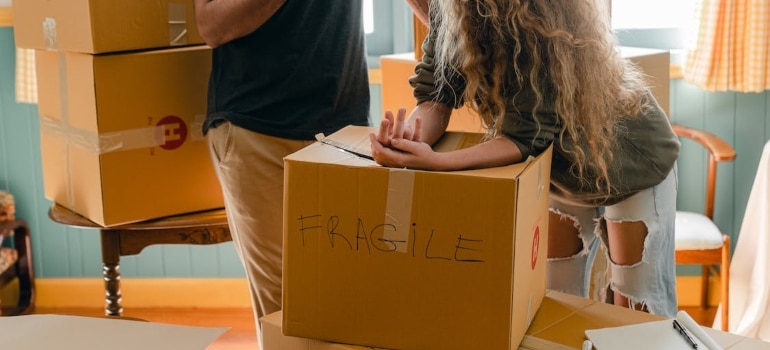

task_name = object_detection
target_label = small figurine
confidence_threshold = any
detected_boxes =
[0,190,14,222]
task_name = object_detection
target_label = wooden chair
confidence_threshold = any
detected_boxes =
[0,219,35,316]
[672,124,734,331]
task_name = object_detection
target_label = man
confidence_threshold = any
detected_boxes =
[194,0,370,345]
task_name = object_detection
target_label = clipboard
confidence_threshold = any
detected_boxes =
[585,311,723,350]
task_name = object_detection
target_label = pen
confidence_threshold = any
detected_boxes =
[582,339,593,350]
[673,319,698,349]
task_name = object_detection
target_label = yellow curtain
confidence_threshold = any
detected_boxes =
[683,0,770,93]
[15,48,37,104]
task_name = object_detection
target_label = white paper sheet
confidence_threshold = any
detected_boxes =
[0,314,229,350]
[586,318,770,350]
[586,319,709,350]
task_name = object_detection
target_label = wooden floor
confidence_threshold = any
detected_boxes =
[28,305,718,349]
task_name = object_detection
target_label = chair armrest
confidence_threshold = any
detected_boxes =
[671,124,737,162]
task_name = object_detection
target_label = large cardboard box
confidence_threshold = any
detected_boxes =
[13,0,203,53]
[282,126,552,350]
[35,45,223,227]
[262,312,376,350]
[380,47,670,133]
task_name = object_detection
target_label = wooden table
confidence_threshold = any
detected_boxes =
[48,204,231,316]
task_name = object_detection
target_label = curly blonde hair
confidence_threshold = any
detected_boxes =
[431,0,651,193]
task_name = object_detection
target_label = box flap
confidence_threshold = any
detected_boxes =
[291,125,534,180]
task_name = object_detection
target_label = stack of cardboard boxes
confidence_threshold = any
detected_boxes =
[12,0,223,227]
[13,3,557,348]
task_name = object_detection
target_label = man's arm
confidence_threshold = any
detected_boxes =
[194,0,286,48]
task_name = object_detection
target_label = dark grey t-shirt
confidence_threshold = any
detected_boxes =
[203,1,371,139]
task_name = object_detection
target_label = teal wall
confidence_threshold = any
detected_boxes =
[2,26,769,279]
[670,80,770,268]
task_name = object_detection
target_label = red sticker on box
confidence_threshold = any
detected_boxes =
[157,115,187,150]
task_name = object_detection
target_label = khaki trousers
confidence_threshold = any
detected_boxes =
[206,122,314,343]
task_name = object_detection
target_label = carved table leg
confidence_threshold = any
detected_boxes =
[100,229,123,316]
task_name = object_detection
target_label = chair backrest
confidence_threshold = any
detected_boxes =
[671,124,737,220]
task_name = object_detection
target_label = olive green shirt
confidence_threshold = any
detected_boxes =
[410,31,680,206]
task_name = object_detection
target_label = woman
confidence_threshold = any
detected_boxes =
[374,0,681,317]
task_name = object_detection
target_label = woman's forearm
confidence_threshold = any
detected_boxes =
[442,137,523,170]
[408,101,451,145]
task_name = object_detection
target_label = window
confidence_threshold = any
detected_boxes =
[612,0,697,31]
[363,0,414,68]
[611,0,697,59]
[363,0,374,34]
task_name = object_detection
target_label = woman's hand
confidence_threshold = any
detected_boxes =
[369,132,441,170]
[376,108,422,147]
[370,108,442,170]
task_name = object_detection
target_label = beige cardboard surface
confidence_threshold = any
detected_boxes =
[282,126,552,350]
[0,314,227,349]
[13,0,203,53]
[35,45,223,227]
[618,47,671,116]
[262,312,379,350]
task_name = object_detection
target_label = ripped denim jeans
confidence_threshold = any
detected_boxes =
[546,168,678,317]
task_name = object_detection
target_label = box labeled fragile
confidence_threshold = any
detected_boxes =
[35,45,223,227]
[282,126,552,350]
[13,0,203,53]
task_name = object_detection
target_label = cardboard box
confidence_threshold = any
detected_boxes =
[13,0,203,53]
[35,45,223,227]
[262,312,378,350]
[522,291,768,350]
[380,47,670,132]
[282,126,552,350]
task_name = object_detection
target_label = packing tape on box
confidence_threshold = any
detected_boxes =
[56,52,73,207]
[383,169,415,253]
[191,114,207,142]
[168,3,189,46]
[40,53,206,154]
[42,52,206,208]
[39,116,170,154]
[43,17,57,50]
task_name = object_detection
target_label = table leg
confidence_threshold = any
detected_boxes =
[100,229,123,316]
